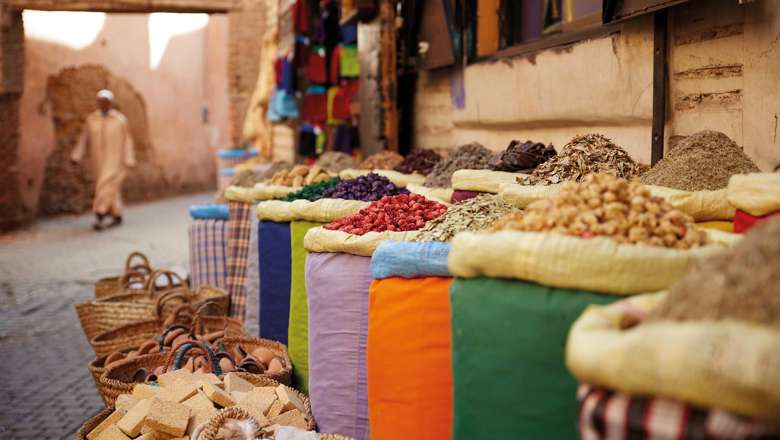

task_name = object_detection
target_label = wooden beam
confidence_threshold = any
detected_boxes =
[3,0,239,13]
[651,9,668,165]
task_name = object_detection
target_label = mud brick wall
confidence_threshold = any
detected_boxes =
[228,0,266,145]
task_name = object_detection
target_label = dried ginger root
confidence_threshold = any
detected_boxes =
[493,173,708,249]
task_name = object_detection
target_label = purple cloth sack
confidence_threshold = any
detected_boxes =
[305,252,372,440]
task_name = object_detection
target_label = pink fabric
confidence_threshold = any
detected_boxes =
[305,252,372,440]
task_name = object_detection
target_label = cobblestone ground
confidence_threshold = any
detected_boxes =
[0,193,258,439]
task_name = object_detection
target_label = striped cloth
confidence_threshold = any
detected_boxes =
[226,201,254,319]
[578,384,780,440]
[188,219,229,290]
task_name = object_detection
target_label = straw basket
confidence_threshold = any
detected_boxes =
[73,408,114,440]
[94,251,154,299]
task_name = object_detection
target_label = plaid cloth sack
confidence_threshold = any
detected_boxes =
[188,218,229,291]
[226,201,254,319]
[578,384,780,440]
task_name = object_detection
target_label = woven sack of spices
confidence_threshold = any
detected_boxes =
[566,292,780,423]
[223,185,257,203]
[450,169,528,194]
[726,173,780,216]
[255,199,369,223]
[406,183,453,204]
[338,168,425,188]
[499,183,562,208]
[253,183,297,201]
[304,227,420,257]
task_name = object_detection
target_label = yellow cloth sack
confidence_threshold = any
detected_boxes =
[224,186,256,203]
[253,183,297,201]
[727,173,780,216]
[566,293,780,422]
[256,199,368,223]
[406,184,453,204]
[338,168,425,188]
[304,227,419,257]
[695,221,734,233]
[499,183,561,208]
[646,186,734,221]
[448,231,728,295]
[451,170,528,194]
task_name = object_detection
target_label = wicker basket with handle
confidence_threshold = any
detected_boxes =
[94,251,153,299]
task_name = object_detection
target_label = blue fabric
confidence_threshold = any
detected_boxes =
[258,221,292,344]
[221,167,236,177]
[371,241,452,279]
[280,56,297,93]
[307,84,327,95]
[341,24,357,44]
[190,203,229,220]
[218,148,257,159]
[268,90,299,122]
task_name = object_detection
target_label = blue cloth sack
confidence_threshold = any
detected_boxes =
[341,23,357,44]
[218,148,257,159]
[189,203,229,220]
[371,241,452,279]
[221,167,235,177]
[268,89,299,122]
[258,221,292,344]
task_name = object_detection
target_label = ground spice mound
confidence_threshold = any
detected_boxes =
[358,151,404,170]
[649,217,780,327]
[394,149,442,175]
[498,174,708,249]
[519,134,648,186]
[414,194,515,242]
[641,130,760,191]
[316,152,357,173]
[423,143,493,188]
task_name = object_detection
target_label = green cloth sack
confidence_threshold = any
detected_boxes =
[450,277,617,440]
[288,221,324,393]
[340,45,360,78]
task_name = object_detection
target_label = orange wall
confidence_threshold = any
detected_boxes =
[17,12,229,216]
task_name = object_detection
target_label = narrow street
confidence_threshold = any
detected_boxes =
[0,193,212,439]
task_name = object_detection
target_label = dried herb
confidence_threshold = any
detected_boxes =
[641,130,760,191]
[394,149,442,175]
[358,151,404,170]
[424,143,493,188]
[276,177,341,201]
[315,152,358,173]
[519,134,647,186]
[414,194,515,242]
[489,140,556,172]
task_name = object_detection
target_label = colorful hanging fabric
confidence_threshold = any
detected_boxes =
[302,85,328,123]
[339,45,360,78]
[327,86,346,125]
[333,80,359,120]
[299,123,317,157]
[332,124,359,154]
[307,45,328,84]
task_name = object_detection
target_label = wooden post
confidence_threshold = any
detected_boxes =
[651,9,668,165]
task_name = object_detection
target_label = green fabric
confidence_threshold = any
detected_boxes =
[450,277,617,440]
[288,221,323,393]
[340,45,360,78]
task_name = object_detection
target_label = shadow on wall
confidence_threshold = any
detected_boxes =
[20,12,223,219]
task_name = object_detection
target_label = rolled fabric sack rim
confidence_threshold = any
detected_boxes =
[190,203,230,220]
[218,147,258,159]
[371,240,452,279]
[304,226,420,257]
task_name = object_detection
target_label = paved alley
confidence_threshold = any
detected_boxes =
[0,193,251,439]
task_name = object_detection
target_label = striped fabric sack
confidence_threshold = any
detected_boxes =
[578,384,780,440]
[188,218,229,290]
[226,201,254,319]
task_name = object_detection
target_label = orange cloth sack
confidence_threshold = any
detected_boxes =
[367,277,453,440]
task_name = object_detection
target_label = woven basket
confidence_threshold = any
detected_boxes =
[73,408,114,440]
[94,251,153,299]
[142,271,230,317]
[218,337,294,385]
[100,338,291,406]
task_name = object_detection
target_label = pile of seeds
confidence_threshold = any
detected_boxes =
[321,173,409,201]
[498,174,709,249]
[276,177,341,201]
[315,151,358,173]
[489,140,556,173]
[324,194,447,235]
[648,217,780,327]
[358,150,404,170]
[641,130,760,191]
[414,194,515,242]
[266,165,332,187]
[423,143,493,188]
[518,134,648,186]
[394,149,442,175]
[490,211,525,231]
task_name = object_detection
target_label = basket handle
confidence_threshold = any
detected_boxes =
[161,303,195,328]
[154,290,192,319]
[118,270,148,289]
[124,251,151,273]
[198,407,257,440]
[158,323,193,351]
[163,340,222,376]
[191,301,226,335]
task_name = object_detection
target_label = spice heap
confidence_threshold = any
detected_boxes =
[394,149,443,175]
[358,150,404,170]
[276,177,341,201]
[424,143,493,188]
[641,130,760,191]
[229,169,267,188]
[315,151,358,173]
[321,173,409,201]
[518,134,648,185]
[87,372,311,439]
[266,165,332,187]
[414,194,515,242]
[648,217,780,327]
[489,140,556,173]
[497,174,708,249]
[490,211,525,231]
[324,194,447,235]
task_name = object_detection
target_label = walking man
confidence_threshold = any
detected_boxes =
[71,89,136,230]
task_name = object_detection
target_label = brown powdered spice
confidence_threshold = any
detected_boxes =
[649,217,780,328]
[519,134,647,186]
[316,152,357,173]
[641,130,760,191]
[423,143,493,188]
